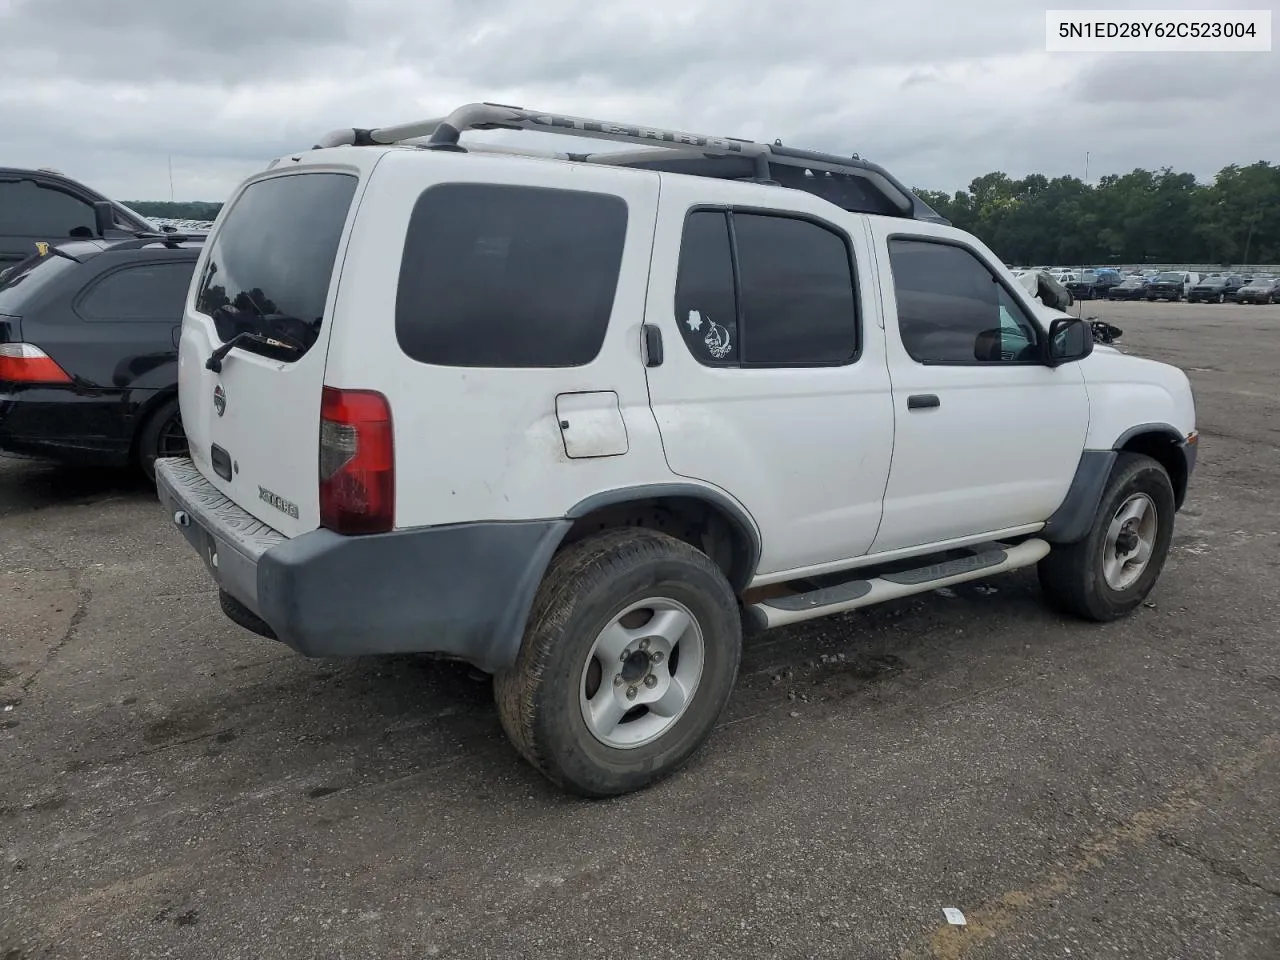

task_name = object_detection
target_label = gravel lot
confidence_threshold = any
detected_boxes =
[3,300,1279,960]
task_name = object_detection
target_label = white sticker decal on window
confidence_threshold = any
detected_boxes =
[686,310,704,332]
[703,317,732,360]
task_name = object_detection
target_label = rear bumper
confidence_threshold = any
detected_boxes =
[155,457,570,672]
[0,387,135,466]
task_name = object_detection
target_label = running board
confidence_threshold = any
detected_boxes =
[745,538,1051,630]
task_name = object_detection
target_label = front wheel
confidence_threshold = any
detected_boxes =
[495,528,742,797]
[1038,453,1176,621]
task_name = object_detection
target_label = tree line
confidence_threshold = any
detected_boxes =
[127,201,223,222]
[128,159,1280,266]
[914,161,1280,266]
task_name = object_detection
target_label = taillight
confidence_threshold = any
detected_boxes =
[0,343,72,384]
[318,386,394,535]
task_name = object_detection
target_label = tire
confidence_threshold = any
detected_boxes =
[494,528,742,798]
[1038,453,1176,622]
[1217,292,1225,304]
[136,397,187,484]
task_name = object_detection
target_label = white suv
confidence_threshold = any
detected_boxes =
[156,102,1198,798]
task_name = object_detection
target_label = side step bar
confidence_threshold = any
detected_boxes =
[745,538,1051,631]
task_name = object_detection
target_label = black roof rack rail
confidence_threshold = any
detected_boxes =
[314,102,948,224]
[100,232,206,251]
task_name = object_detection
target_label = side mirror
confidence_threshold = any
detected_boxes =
[1046,316,1093,367]
[92,201,116,237]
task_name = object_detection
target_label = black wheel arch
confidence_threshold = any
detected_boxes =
[1044,424,1194,543]
[564,484,762,592]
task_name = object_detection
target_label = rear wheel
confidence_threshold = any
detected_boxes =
[136,397,187,484]
[494,528,742,797]
[1038,453,1175,621]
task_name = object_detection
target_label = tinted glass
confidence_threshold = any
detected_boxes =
[79,261,197,321]
[194,172,357,358]
[396,184,628,368]
[0,252,79,312]
[733,213,858,365]
[674,211,738,365]
[888,239,1040,364]
[0,180,96,238]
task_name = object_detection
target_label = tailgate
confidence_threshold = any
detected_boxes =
[178,169,361,537]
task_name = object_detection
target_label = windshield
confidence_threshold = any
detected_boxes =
[193,172,357,360]
[1155,272,1183,281]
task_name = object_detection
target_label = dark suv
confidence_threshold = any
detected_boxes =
[0,167,160,267]
[0,234,203,479]
[1187,275,1240,303]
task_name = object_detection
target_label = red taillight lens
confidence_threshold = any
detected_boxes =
[0,343,72,384]
[318,386,394,535]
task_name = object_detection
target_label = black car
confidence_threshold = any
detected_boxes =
[1234,278,1280,304]
[1065,269,1122,300]
[0,167,159,267]
[1107,275,1149,300]
[1224,275,1251,300]
[1146,271,1191,301]
[1186,275,1240,303]
[0,234,202,479]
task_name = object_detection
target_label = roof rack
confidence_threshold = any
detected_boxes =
[314,102,947,224]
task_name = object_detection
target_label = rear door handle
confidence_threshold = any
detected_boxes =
[907,394,940,410]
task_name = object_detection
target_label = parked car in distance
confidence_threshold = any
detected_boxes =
[1066,268,1122,300]
[1186,275,1239,303]
[0,234,202,479]
[1107,275,1150,300]
[1,167,159,267]
[1234,278,1280,304]
[1146,271,1198,302]
[1223,275,1251,300]
[155,101,1198,798]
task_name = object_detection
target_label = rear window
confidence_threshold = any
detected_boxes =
[395,183,628,368]
[0,252,79,314]
[194,172,357,359]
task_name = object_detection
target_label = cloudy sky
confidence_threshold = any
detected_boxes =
[0,0,1274,202]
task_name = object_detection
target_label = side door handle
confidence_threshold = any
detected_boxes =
[642,324,663,367]
[907,394,940,410]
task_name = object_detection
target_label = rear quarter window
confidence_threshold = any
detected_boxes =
[77,261,198,321]
[395,183,628,368]
[193,172,358,359]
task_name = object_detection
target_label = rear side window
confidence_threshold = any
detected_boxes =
[78,261,197,321]
[0,180,95,238]
[733,213,858,365]
[674,211,738,364]
[673,209,859,367]
[396,184,628,368]
[194,172,357,359]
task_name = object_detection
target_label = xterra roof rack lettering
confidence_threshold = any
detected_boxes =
[154,101,1199,798]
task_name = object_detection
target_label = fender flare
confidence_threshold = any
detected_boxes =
[1043,423,1188,544]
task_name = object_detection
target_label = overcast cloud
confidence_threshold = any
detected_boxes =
[0,0,1274,201]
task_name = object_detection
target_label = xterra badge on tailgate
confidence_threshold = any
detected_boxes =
[259,486,300,520]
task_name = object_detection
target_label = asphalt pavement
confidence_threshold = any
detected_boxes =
[2,300,1278,959]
